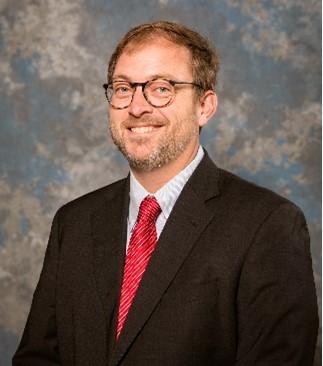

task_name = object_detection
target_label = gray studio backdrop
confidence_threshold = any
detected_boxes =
[0,0,321,364]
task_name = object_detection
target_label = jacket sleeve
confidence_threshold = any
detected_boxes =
[235,203,319,365]
[12,210,61,365]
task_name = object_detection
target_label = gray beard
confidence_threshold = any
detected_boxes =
[110,122,198,172]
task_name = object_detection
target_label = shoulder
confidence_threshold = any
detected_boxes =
[216,169,308,244]
[217,168,291,205]
[218,167,290,206]
[54,177,128,221]
[219,167,305,224]
[199,153,305,223]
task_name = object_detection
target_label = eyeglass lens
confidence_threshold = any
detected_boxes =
[107,80,175,108]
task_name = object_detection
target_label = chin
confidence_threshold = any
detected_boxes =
[126,143,153,159]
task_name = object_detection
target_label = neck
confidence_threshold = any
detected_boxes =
[131,145,199,193]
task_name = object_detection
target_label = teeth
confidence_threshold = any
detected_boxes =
[130,126,157,133]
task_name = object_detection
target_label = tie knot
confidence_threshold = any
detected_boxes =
[137,196,161,223]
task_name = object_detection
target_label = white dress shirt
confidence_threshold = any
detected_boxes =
[126,146,204,250]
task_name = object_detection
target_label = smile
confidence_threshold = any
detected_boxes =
[128,126,162,134]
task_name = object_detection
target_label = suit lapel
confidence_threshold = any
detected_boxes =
[111,153,220,366]
[91,177,130,357]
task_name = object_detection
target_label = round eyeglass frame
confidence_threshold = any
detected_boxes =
[102,78,202,109]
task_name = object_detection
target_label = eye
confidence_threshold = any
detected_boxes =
[113,83,132,97]
[156,86,171,93]
[149,81,173,97]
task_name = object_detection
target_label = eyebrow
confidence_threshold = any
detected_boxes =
[112,73,177,82]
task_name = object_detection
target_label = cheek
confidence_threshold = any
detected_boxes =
[109,109,118,122]
[157,107,180,125]
[161,106,197,128]
[109,111,125,128]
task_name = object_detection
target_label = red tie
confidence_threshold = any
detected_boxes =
[116,195,161,339]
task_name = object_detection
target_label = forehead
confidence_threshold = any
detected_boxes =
[113,38,193,81]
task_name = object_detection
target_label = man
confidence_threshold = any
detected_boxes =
[13,21,318,366]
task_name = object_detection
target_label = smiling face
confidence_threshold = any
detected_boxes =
[108,38,205,172]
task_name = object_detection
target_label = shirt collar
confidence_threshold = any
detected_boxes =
[129,146,204,227]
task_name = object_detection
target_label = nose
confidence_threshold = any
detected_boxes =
[128,86,153,117]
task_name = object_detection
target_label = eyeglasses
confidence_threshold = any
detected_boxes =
[103,78,202,109]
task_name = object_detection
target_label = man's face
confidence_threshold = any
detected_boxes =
[108,38,202,171]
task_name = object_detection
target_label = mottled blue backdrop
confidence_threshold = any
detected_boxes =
[0,0,321,364]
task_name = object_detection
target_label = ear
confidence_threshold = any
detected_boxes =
[196,91,218,127]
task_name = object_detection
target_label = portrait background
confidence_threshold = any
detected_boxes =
[0,0,321,364]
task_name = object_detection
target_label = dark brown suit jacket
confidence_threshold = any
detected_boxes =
[13,152,318,365]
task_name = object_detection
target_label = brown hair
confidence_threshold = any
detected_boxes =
[107,21,219,96]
